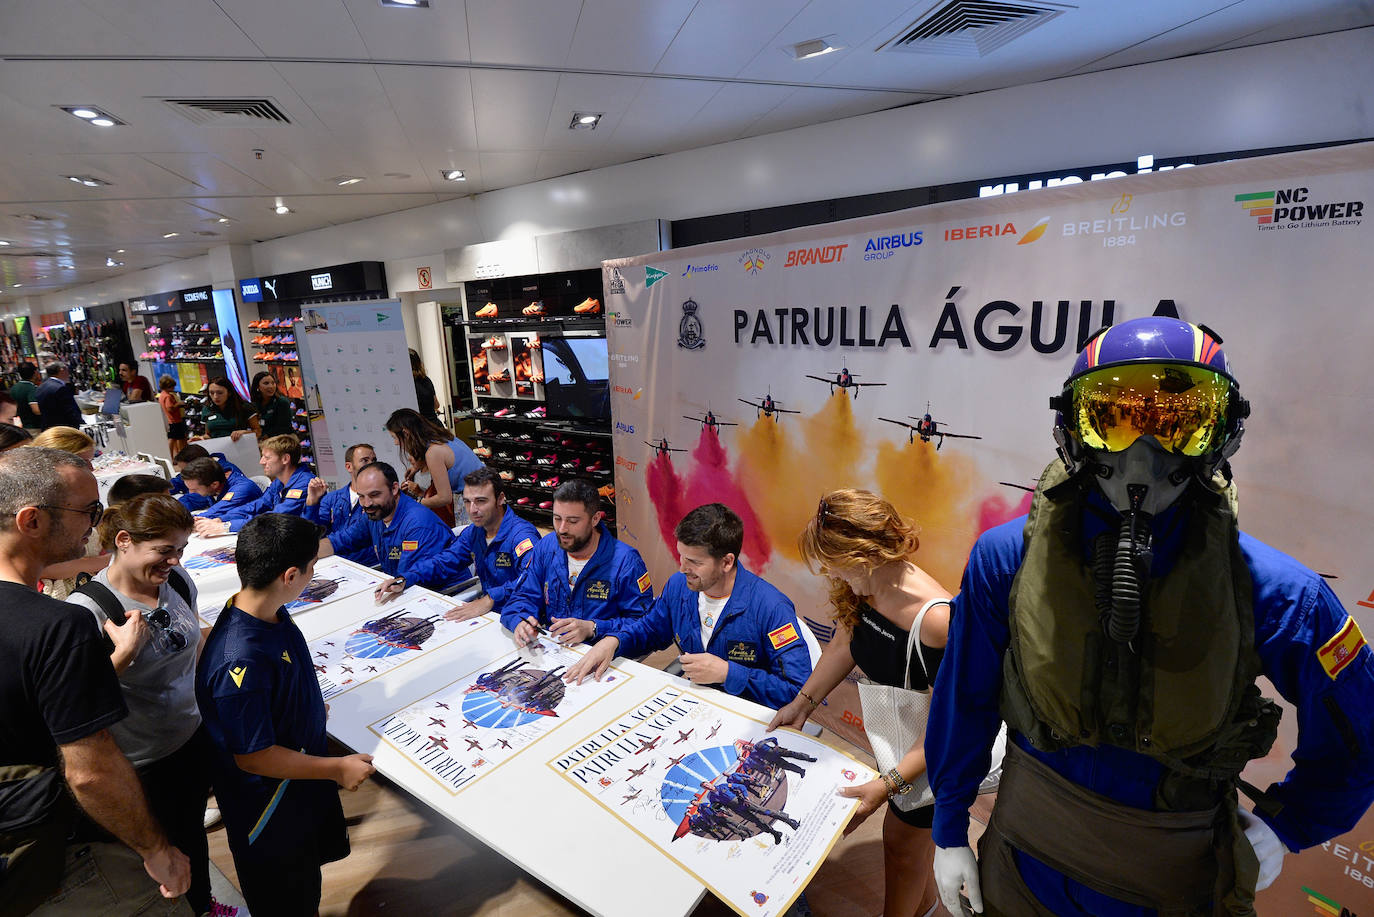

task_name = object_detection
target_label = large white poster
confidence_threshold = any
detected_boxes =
[548,686,874,917]
[604,142,1374,912]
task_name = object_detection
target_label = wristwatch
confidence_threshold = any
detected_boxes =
[886,767,913,797]
[588,620,597,639]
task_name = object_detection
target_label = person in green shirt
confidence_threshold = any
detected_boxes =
[250,371,295,439]
[200,377,259,441]
[9,362,41,431]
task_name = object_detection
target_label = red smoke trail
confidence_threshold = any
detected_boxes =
[976,490,1033,534]
[646,454,686,561]
[682,428,774,571]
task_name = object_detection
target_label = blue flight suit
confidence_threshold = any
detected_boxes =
[927,504,1374,917]
[198,470,265,522]
[326,493,468,591]
[499,524,652,636]
[302,486,374,566]
[219,465,315,533]
[452,507,539,611]
[173,453,243,511]
[607,567,812,708]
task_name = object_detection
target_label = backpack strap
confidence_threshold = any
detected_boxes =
[165,566,193,610]
[74,579,127,626]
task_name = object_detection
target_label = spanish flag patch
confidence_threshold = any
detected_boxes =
[637,571,652,593]
[515,537,533,557]
[1318,617,1366,680]
[401,540,419,551]
[286,489,303,499]
[768,623,800,650]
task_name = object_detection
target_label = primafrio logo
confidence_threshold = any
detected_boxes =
[681,263,719,276]
[944,216,1050,245]
[783,243,847,267]
[1234,186,1364,230]
[863,231,922,262]
[739,248,770,274]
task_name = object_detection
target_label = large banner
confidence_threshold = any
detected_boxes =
[605,142,1373,913]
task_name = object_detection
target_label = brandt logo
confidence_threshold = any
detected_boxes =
[783,244,847,267]
[615,456,638,472]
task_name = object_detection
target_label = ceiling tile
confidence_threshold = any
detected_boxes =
[656,0,811,78]
[565,0,699,73]
[742,88,932,138]
[476,150,541,192]
[605,77,725,155]
[214,0,369,59]
[342,0,472,62]
[734,0,923,84]
[471,69,561,149]
[465,0,583,68]
[677,82,798,149]
[538,73,645,150]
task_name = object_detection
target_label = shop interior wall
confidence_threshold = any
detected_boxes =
[22,27,1374,356]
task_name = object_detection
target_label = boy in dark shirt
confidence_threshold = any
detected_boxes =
[195,513,375,917]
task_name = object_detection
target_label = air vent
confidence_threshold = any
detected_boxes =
[880,1,1074,57]
[160,98,292,126]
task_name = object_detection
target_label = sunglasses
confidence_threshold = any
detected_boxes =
[816,498,833,528]
[146,606,188,652]
[38,501,104,527]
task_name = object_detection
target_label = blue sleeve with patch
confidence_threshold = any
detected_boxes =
[721,593,812,709]
[396,525,467,590]
[1245,535,1374,851]
[499,541,550,632]
[602,548,652,631]
[206,656,277,756]
[486,528,537,608]
[607,586,676,659]
[928,522,1020,849]
[328,511,372,561]
[200,476,264,521]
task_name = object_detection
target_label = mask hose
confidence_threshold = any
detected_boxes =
[1104,485,1153,646]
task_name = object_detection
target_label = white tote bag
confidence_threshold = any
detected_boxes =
[857,598,1007,811]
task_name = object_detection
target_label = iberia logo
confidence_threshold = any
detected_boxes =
[1304,885,1359,916]
[943,216,1049,245]
[739,248,770,274]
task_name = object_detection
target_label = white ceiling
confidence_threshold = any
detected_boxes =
[0,0,1369,303]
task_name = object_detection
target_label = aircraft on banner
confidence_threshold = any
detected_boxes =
[646,436,688,458]
[738,390,800,421]
[683,408,738,434]
[805,365,887,399]
[879,404,983,450]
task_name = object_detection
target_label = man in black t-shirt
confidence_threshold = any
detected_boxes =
[0,447,191,915]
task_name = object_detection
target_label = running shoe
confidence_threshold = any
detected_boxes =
[489,370,511,383]
[535,454,557,466]
[474,447,492,458]
[540,475,560,488]
[493,407,513,417]
[573,297,601,314]
[482,336,507,350]
[517,451,533,462]
[474,302,499,318]
[516,497,531,505]
[538,500,553,509]
[499,470,515,481]
[598,484,615,499]
[522,301,545,316]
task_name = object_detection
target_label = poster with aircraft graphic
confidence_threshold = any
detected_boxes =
[548,686,873,917]
[368,640,633,794]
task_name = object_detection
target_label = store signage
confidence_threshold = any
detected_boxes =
[252,261,386,302]
[978,153,1196,198]
[239,278,263,301]
[129,285,213,314]
[67,307,87,322]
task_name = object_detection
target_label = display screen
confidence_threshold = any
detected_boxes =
[211,288,250,400]
[542,335,609,421]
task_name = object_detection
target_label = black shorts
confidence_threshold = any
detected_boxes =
[888,800,935,828]
[233,853,323,917]
[167,421,189,440]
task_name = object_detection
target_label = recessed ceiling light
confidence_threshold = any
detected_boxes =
[115,248,125,253]
[379,0,429,7]
[333,176,365,186]
[0,240,10,246]
[274,204,292,214]
[440,169,465,182]
[64,175,111,187]
[105,257,124,267]
[58,105,124,126]
[11,284,21,288]
[90,118,116,127]
[787,37,841,60]
[71,108,99,119]
[162,232,179,238]
[216,217,231,224]
[569,112,603,130]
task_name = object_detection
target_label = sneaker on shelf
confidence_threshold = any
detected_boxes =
[540,475,560,488]
[493,407,513,417]
[475,302,499,318]
[585,461,605,473]
[489,370,511,383]
[470,404,489,414]
[522,301,545,316]
[473,446,492,458]
[514,432,533,442]
[522,407,545,418]
[483,336,507,350]
[520,474,540,485]
[517,451,533,462]
[560,458,582,470]
[538,500,553,509]
[535,454,556,466]
[200,323,212,332]
[516,496,531,505]
[573,297,601,314]
[499,470,515,481]
[496,451,512,461]
[598,484,616,499]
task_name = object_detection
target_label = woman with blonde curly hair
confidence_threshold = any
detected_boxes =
[28,425,95,464]
[769,488,952,917]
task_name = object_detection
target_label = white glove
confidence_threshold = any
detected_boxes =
[934,845,982,914]
[1239,808,1285,891]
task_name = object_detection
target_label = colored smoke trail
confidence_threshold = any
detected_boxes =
[646,454,686,560]
[736,392,866,564]
[872,438,984,593]
[683,428,773,570]
[976,490,1033,534]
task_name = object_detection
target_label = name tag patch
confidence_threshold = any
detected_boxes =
[768,623,800,650]
[495,552,512,568]
[727,641,757,663]
[584,579,611,601]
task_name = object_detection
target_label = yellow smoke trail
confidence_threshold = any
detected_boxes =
[873,437,984,593]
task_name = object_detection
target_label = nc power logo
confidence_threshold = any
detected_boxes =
[1234,187,1364,230]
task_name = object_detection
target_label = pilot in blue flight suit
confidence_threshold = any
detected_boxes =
[302,442,377,566]
[197,434,314,535]
[564,503,812,709]
[317,461,468,593]
[170,445,243,510]
[501,479,651,646]
[445,467,539,622]
[181,456,263,521]
[927,318,1374,916]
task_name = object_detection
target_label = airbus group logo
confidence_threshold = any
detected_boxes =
[943,216,1050,245]
[739,248,770,274]
[863,231,922,262]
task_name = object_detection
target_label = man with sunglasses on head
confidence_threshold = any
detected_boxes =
[0,447,191,916]
[927,318,1374,916]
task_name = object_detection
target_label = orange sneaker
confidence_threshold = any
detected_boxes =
[474,302,499,318]
[528,335,541,349]
[482,336,507,350]
[573,297,601,314]
[522,301,545,316]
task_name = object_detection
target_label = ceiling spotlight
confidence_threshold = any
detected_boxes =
[115,248,125,253]
[274,204,292,214]
[440,169,465,182]
[569,112,603,130]
[64,175,110,187]
[105,257,124,267]
[0,241,10,247]
[379,0,430,7]
[11,284,21,288]
[59,106,124,126]
[334,176,365,186]
[216,217,231,223]
[162,232,179,238]
[787,37,840,60]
